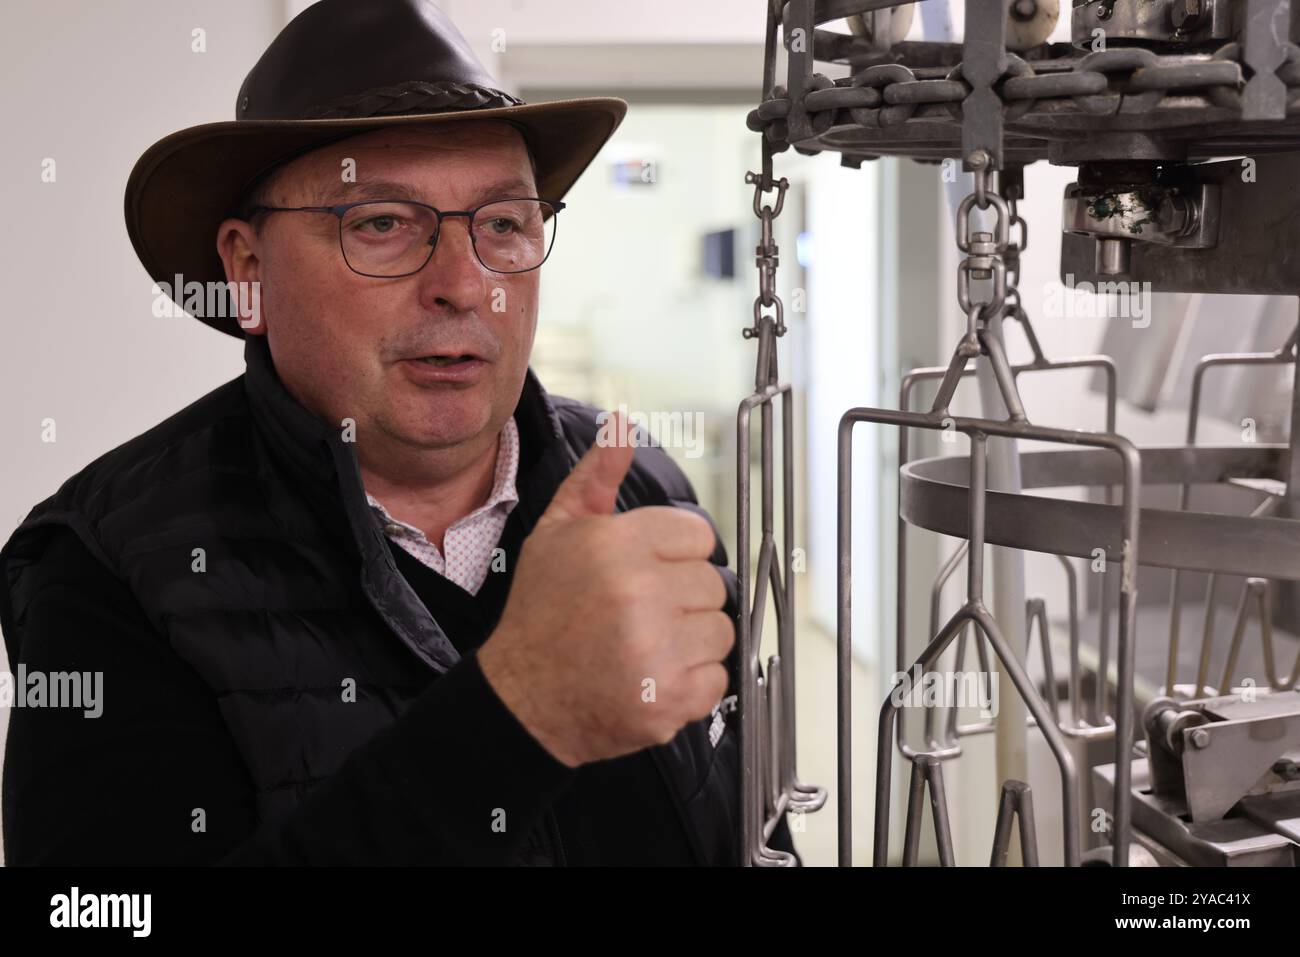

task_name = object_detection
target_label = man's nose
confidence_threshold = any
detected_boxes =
[416,216,488,311]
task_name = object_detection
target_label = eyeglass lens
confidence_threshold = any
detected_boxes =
[338,200,557,276]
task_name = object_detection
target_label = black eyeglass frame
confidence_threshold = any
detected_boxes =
[244,197,566,277]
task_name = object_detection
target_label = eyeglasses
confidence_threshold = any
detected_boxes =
[245,197,565,277]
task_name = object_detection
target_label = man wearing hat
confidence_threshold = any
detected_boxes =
[0,0,799,866]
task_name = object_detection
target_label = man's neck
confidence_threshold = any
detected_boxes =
[359,427,503,547]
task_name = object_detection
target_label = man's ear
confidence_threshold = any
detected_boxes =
[216,217,267,335]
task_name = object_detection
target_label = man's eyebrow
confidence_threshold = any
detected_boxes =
[313,180,424,206]
[313,178,539,207]
[464,178,539,203]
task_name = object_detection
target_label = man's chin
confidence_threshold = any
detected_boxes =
[391,403,496,451]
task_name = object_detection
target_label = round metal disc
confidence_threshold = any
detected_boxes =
[1006,0,1060,51]
[847,4,915,46]
[900,444,1300,580]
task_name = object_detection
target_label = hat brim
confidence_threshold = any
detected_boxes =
[124,97,627,338]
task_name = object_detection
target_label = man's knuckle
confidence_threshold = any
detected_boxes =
[701,565,727,607]
[687,515,716,554]
[712,612,736,652]
[703,664,728,707]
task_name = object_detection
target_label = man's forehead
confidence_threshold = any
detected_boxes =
[277,121,534,197]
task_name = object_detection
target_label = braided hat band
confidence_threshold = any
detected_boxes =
[298,80,526,120]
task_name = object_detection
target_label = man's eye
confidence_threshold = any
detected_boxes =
[486,217,518,235]
[356,215,406,234]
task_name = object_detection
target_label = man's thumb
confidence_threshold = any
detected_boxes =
[537,410,637,528]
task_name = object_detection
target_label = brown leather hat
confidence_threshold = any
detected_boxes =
[124,0,626,338]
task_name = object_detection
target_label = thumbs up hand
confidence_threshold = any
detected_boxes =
[478,410,734,768]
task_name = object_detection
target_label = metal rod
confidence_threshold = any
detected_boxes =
[1168,325,1298,690]
[837,409,855,866]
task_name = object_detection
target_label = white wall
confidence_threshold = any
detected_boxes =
[0,0,289,862]
[805,159,882,662]
[0,0,278,542]
[530,100,763,546]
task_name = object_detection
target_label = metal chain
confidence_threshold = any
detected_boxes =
[744,42,1300,137]
[926,164,1028,420]
[1005,189,1025,292]
[951,166,1028,421]
[956,167,1009,340]
[744,168,788,345]
[1000,179,1048,366]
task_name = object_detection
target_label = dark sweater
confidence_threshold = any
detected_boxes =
[2,413,795,865]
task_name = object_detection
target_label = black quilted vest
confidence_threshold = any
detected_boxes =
[0,334,742,865]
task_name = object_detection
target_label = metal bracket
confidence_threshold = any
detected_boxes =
[1060,153,1300,294]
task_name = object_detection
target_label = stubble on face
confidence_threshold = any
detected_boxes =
[248,120,541,487]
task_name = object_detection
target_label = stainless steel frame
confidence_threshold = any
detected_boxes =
[743,0,1300,868]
